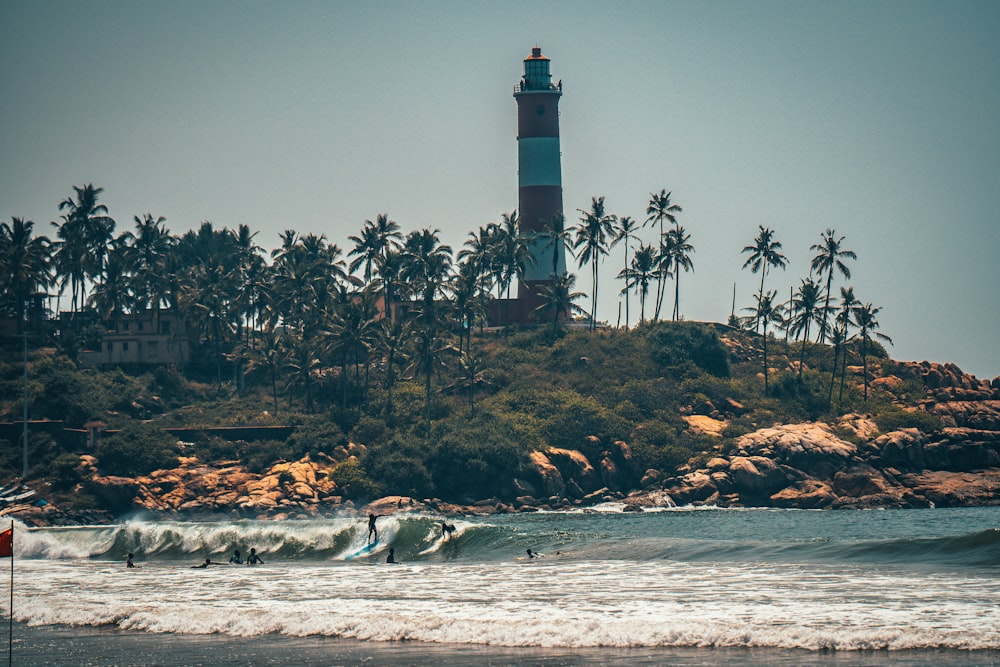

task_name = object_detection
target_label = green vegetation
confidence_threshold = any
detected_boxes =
[1,317,943,513]
[1,182,921,513]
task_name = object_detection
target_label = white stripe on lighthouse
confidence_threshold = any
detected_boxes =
[518,137,562,187]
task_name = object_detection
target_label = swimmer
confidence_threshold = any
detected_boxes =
[246,548,264,565]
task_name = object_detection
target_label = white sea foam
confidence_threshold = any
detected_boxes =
[8,556,1000,650]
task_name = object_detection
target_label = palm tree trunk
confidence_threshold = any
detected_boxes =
[763,326,770,396]
[819,271,833,344]
[827,341,839,408]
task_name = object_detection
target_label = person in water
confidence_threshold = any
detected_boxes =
[191,558,225,569]
[126,553,135,568]
[229,549,243,564]
[441,522,456,540]
[246,548,264,565]
[367,513,381,543]
[386,548,396,564]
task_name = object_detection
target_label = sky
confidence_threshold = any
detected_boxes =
[2,0,998,379]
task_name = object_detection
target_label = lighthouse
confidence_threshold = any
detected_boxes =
[514,46,564,321]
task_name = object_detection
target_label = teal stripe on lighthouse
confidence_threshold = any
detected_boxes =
[518,137,562,187]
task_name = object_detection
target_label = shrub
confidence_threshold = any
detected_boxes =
[330,459,381,501]
[875,407,944,434]
[95,422,178,477]
[646,322,730,378]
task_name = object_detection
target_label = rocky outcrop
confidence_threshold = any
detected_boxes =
[87,454,344,518]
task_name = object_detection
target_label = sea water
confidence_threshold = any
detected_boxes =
[5,506,1000,666]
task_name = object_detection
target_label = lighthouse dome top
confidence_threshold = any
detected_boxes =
[515,46,561,95]
[526,46,549,61]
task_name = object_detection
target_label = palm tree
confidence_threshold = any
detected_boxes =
[609,215,639,328]
[835,287,860,402]
[91,240,134,322]
[407,317,455,434]
[457,352,486,415]
[348,213,402,286]
[458,224,497,291]
[376,318,410,420]
[327,288,380,409]
[645,189,682,320]
[617,243,657,324]
[123,214,175,326]
[851,302,892,402]
[450,259,490,356]
[743,289,785,395]
[402,228,453,313]
[741,225,788,333]
[55,184,116,313]
[533,271,585,333]
[575,196,615,331]
[810,229,856,344]
[0,217,52,334]
[532,212,574,280]
[662,226,694,321]
[253,325,288,413]
[495,210,533,327]
[788,277,823,381]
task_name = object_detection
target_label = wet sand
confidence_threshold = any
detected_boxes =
[11,623,1000,667]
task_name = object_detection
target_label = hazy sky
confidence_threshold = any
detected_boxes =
[2,1,998,379]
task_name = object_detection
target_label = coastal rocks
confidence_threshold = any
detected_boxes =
[728,456,787,495]
[683,415,727,437]
[735,422,856,476]
[895,470,1000,507]
[524,441,638,505]
[657,409,1000,509]
[86,454,344,517]
[770,480,837,509]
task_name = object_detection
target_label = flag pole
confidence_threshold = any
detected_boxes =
[7,520,12,667]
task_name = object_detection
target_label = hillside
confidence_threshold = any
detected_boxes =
[2,321,998,524]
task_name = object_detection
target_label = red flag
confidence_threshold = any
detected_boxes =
[0,527,12,558]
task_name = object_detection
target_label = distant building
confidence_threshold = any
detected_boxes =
[78,309,191,367]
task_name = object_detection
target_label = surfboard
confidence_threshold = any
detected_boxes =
[345,539,379,560]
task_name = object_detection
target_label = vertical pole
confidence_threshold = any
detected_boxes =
[7,521,12,667]
[21,332,28,480]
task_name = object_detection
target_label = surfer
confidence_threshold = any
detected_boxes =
[441,522,456,540]
[126,553,135,568]
[386,548,396,564]
[367,513,381,543]
[191,558,224,568]
[229,549,243,564]
[246,548,264,565]
[526,548,536,558]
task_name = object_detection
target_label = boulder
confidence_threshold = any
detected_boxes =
[896,469,1000,507]
[528,451,565,497]
[874,428,926,470]
[728,456,788,495]
[683,415,727,437]
[736,423,856,475]
[667,471,717,504]
[546,448,599,493]
[770,480,837,509]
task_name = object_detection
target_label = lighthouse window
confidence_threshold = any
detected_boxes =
[537,105,545,115]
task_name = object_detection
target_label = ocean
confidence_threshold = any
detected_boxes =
[5,506,1000,666]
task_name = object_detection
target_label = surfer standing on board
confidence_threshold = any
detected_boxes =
[367,513,382,543]
[441,522,456,540]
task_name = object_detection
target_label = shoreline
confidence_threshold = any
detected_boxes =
[13,623,1000,667]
